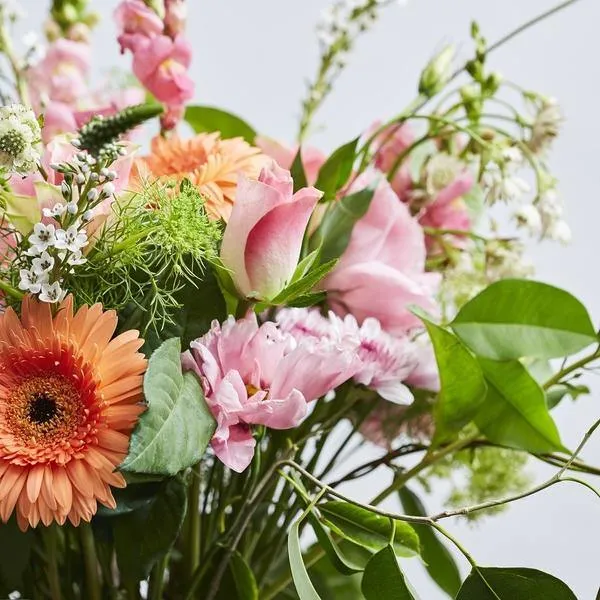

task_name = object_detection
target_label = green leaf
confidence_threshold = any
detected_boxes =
[456,566,577,599]
[0,518,34,592]
[113,477,187,582]
[399,487,461,597]
[475,358,565,453]
[308,549,363,600]
[288,518,322,600]
[184,105,257,143]
[420,317,487,437]
[308,513,363,575]
[271,259,338,305]
[361,545,416,600]
[291,249,321,284]
[525,359,589,408]
[96,481,163,517]
[319,501,420,557]
[314,137,359,199]
[451,280,597,360]
[291,148,309,192]
[120,338,216,475]
[229,550,259,600]
[310,185,376,264]
[408,140,436,182]
[288,291,328,308]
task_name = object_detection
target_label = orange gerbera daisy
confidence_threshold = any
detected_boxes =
[133,132,269,220]
[0,296,146,530]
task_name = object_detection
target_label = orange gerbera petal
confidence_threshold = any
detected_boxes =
[0,295,147,530]
[132,132,269,221]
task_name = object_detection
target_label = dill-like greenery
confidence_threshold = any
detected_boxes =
[66,179,222,334]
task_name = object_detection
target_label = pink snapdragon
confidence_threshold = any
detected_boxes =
[114,0,164,52]
[164,0,187,37]
[182,313,359,472]
[323,175,440,334]
[220,162,322,300]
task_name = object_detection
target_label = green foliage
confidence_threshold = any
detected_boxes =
[0,518,34,594]
[419,317,486,440]
[361,545,415,600]
[68,180,221,335]
[398,487,461,597]
[120,338,216,475]
[456,567,577,599]
[476,358,565,453]
[288,517,322,600]
[318,501,420,557]
[314,138,359,200]
[112,476,187,582]
[451,279,597,360]
[184,105,257,143]
[422,446,531,522]
[270,259,338,306]
[309,185,376,264]
[290,148,309,192]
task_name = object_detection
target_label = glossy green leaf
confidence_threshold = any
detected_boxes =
[288,518,322,600]
[475,358,565,453]
[314,137,359,198]
[0,518,34,592]
[96,481,163,517]
[452,280,597,360]
[120,338,216,475]
[310,185,376,264]
[291,148,309,192]
[456,566,577,599]
[271,259,337,305]
[420,317,487,436]
[113,477,187,582]
[399,487,461,597]
[291,249,321,284]
[319,501,419,557]
[361,545,416,600]
[184,105,256,142]
[229,550,259,600]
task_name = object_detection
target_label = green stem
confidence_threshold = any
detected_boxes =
[42,526,62,600]
[543,346,600,389]
[186,463,202,588]
[80,523,101,600]
[149,554,170,600]
[0,14,30,106]
[0,279,24,300]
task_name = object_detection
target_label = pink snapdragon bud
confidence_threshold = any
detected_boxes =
[164,0,187,37]
[114,0,164,52]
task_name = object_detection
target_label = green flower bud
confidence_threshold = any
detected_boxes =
[418,45,455,98]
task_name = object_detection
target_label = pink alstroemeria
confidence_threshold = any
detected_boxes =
[114,0,164,53]
[131,35,194,106]
[323,175,440,334]
[182,313,359,472]
[220,162,322,300]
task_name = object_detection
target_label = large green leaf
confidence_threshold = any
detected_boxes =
[420,317,487,437]
[314,137,359,199]
[399,487,461,597]
[271,259,338,305]
[0,518,34,593]
[310,186,376,264]
[96,481,163,517]
[113,477,187,582]
[288,518,322,600]
[319,501,420,557]
[309,550,363,600]
[475,358,565,453]
[184,105,256,143]
[456,567,577,599]
[120,338,216,475]
[451,280,597,360]
[362,545,416,600]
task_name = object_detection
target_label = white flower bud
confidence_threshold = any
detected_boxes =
[75,172,86,184]
[103,182,115,196]
[87,188,99,201]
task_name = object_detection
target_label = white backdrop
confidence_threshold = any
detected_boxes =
[15,1,600,597]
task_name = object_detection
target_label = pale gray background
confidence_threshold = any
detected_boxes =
[15,0,600,597]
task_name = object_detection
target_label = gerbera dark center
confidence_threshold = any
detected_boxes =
[28,393,59,425]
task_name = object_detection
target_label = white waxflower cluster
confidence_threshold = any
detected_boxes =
[0,104,41,175]
[18,149,118,303]
[482,147,530,204]
[513,189,571,244]
[526,97,562,155]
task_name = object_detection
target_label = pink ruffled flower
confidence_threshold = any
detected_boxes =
[220,162,322,300]
[323,175,440,334]
[164,0,187,37]
[114,0,164,52]
[182,313,359,472]
[254,136,326,186]
[131,34,194,107]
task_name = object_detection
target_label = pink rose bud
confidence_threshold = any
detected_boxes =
[220,162,322,301]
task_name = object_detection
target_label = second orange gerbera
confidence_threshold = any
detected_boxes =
[133,132,268,220]
[0,296,146,530]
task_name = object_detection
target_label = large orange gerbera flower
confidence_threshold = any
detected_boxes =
[133,133,268,220]
[0,296,146,530]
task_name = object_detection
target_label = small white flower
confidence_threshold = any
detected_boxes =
[54,225,88,252]
[66,201,78,214]
[28,223,56,252]
[87,188,99,202]
[39,281,66,304]
[82,209,94,222]
[31,251,55,275]
[546,220,571,244]
[19,269,48,294]
[103,182,115,196]
[42,202,67,218]
[0,104,41,174]
[75,172,86,184]
[514,204,542,235]
[67,250,86,266]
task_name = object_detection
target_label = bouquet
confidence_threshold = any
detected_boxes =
[0,0,595,598]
